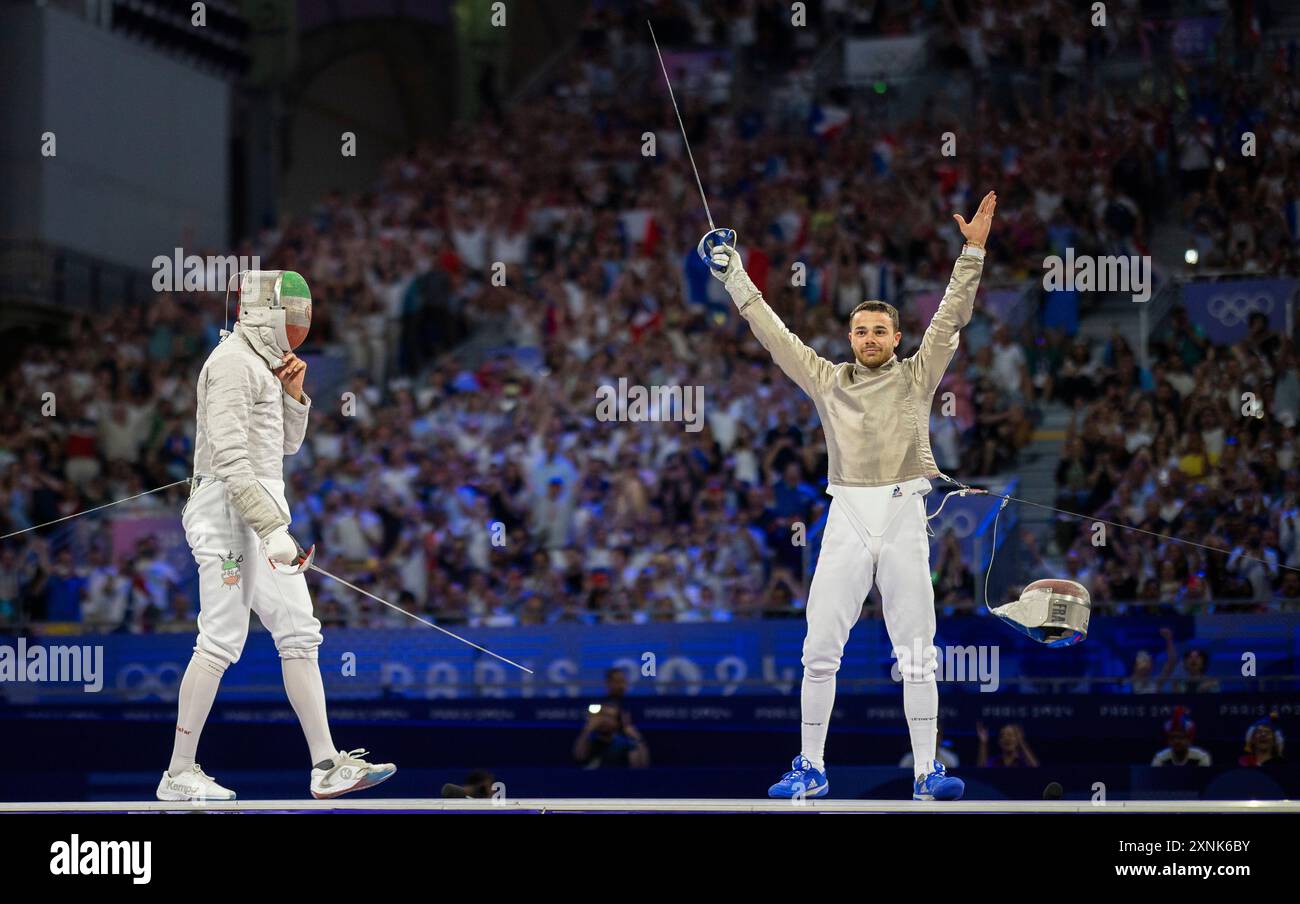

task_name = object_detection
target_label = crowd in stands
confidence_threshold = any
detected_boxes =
[1048,310,1300,611]
[1,0,1298,640]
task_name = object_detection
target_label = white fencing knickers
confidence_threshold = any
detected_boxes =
[181,476,322,665]
[800,476,938,775]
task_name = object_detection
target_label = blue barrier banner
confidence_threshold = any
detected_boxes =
[1181,278,1293,344]
[3,614,1297,703]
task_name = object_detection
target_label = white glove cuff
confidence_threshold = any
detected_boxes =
[230,481,291,540]
[723,266,762,310]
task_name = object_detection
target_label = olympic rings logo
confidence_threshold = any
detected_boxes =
[1206,293,1274,327]
[115,662,184,701]
[930,510,977,539]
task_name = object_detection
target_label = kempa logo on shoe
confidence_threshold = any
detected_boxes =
[320,767,353,789]
[49,836,151,884]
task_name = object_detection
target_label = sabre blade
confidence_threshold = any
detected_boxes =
[307,563,535,674]
[0,479,192,541]
[648,20,716,232]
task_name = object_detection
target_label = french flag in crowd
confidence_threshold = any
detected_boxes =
[862,260,897,306]
[871,135,897,175]
[810,102,850,141]
[630,299,663,341]
[619,209,660,255]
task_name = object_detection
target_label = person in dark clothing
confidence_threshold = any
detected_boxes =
[573,699,649,768]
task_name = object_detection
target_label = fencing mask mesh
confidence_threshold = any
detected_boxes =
[238,270,312,352]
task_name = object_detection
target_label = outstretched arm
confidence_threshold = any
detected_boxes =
[1156,627,1177,687]
[910,191,997,396]
[711,244,835,399]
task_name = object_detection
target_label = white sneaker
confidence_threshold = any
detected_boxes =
[310,748,397,799]
[156,764,237,802]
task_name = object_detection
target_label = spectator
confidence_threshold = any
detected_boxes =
[977,722,1039,767]
[1151,708,1212,766]
[131,537,181,622]
[1170,648,1221,694]
[1227,529,1280,602]
[1055,340,1101,406]
[1275,571,1300,610]
[933,530,974,610]
[604,666,629,702]
[1238,715,1285,768]
[42,547,87,623]
[0,547,19,627]
[573,700,649,768]
[1126,627,1177,693]
[81,548,129,632]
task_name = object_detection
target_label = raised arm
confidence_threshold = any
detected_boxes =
[1156,627,1177,687]
[909,191,997,395]
[710,243,835,399]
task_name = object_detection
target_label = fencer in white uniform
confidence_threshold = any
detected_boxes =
[709,192,997,799]
[157,270,396,802]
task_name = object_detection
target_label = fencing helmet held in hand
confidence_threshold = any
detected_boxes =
[989,578,1090,647]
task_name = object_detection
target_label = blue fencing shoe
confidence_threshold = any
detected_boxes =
[768,755,829,799]
[913,760,965,801]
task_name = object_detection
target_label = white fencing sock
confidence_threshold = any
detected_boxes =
[169,651,226,776]
[904,678,939,779]
[801,671,836,772]
[282,657,337,767]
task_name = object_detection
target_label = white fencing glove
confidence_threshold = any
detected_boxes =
[262,526,305,567]
[708,242,741,282]
[709,243,762,309]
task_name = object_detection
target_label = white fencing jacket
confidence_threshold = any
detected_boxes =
[725,249,985,487]
[191,323,311,538]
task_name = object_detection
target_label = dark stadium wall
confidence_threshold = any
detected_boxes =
[0,4,230,271]
[492,0,589,90]
[272,0,590,218]
[275,16,459,217]
[453,0,592,118]
[0,6,44,244]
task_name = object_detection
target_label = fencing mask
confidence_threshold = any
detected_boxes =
[236,270,312,355]
[989,578,1090,647]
